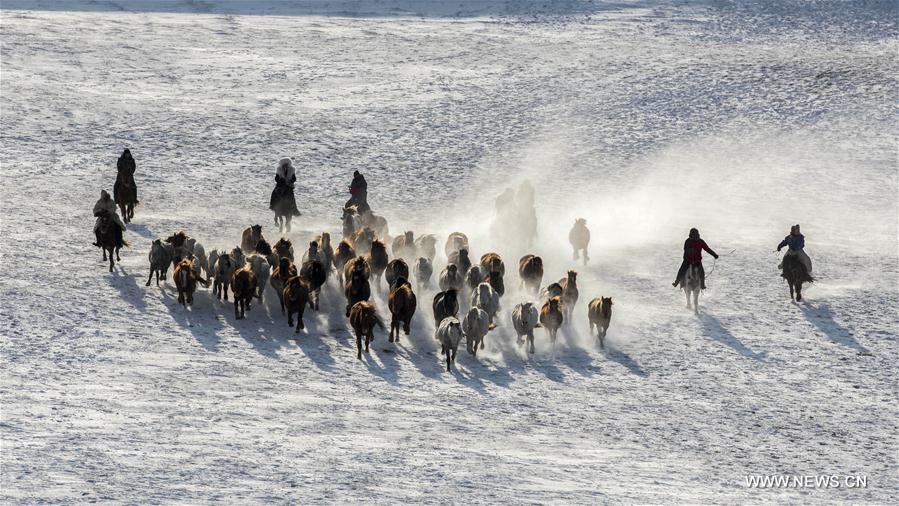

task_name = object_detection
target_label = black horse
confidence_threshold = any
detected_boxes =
[270,184,301,233]
[114,153,138,223]
[782,254,813,302]
[96,213,126,272]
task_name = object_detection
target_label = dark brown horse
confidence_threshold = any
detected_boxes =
[385,258,410,290]
[366,240,389,288]
[273,238,294,261]
[782,254,813,302]
[283,275,312,333]
[588,297,613,348]
[231,267,257,320]
[333,240,356,285]
[388,277,416,343]
[349,301,383,360]
[518,254,544,294]
[270,257,298,314]
[344,269,372,318]
[96,214,126,272]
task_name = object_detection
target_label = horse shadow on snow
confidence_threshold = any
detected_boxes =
[699,313,767,362]
[799,302,870,355]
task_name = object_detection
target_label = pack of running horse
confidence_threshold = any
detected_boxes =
[91,150,816,312]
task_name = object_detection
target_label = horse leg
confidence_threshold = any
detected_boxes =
[693,291,699,315]
[287,308,294,328]
[796,282,802,302]
[146,270,154,286]
[528,331,535,354]
[108,248,114,272]
[223,284,229,302]
[789,282,795,301]
[115,247,121,262]
[356,332,363,360]
[285,215,292,233]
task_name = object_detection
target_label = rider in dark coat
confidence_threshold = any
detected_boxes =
[673,228,719,290]
[269,158,301,217]
[114,148,137,205]
[345,170,370,213]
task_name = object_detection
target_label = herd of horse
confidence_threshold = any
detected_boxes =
[100,192,811,371]
[131,213,610,370]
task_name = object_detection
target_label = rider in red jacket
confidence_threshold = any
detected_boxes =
[673,228,719,290]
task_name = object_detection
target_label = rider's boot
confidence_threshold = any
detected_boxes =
[92,231,101,247]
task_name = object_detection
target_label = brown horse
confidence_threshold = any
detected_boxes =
[385,258,410,289]
[588,297,613,348]
[173,258,199,307]
[273,238,294,261]
[343,256,371,285]
[270,257,298,314]
[350,227,376,256]
[558,270,579,320]
[444,232,469,258]
[388,277,416,343]
[241,224,264,254]
[518,254,544,294]
[448,248,472,276]
[366,240,389,289]
[344,269,372,317]
[315,232,334,273]
[283,275,312,333]
[349,301,384,360]
[480,252,505,276]
[333,240,356,285]
[231,267,257,320]
[432,289,459,330]
[300,259,327,311]
[540,297,564,352]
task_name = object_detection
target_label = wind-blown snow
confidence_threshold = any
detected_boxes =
[1,1,897,503]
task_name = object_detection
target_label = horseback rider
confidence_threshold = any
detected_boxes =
[114,148,138,205]
[777,224,812,274]
[92,190,126,247]
[345,170,370,214]
[269,157,301,217]
[672,227,719,290]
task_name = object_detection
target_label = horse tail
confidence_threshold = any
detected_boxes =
[121,240,130,248]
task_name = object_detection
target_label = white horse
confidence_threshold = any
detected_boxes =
[470,282,500,325]
[683,264,701,314]
[245,253,272,302]
[462,307,490,356]
[511,302,540,354]
[413,257,433,291]
[436,316,464,372]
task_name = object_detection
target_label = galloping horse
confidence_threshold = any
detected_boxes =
[114,152,138,223]
[782,254,813,302]
[682,264,701,314]
[96,213,125,272]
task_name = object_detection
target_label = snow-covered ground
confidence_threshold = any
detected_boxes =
[1,1,897,503]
